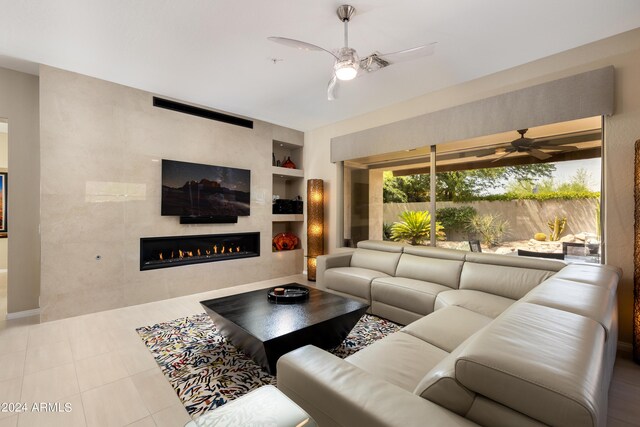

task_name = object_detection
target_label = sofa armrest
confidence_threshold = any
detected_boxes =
[277,345,477,427]
[316,251,353,289]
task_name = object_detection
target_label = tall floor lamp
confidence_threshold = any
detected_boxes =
[634,140,640,363]
[307,179,324,281]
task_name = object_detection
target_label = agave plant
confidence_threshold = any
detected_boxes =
[390,210,445,245]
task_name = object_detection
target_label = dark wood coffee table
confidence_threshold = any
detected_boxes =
[200,284,369,374]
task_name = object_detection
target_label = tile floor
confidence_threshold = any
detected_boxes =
[0,273,638,427]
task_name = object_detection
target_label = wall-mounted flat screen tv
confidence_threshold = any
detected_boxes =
[161,159,250,217]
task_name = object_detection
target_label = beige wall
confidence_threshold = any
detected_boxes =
[0,67,40,315]
[305,28,640,344]
[0,132,7,270]
[39,66,302,321]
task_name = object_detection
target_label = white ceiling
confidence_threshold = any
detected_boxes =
[1,0,639,131]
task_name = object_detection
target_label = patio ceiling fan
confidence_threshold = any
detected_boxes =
[268,4,436,100]
[477,129,579,162]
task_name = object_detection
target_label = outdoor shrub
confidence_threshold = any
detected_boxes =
[382,223,392,241]
[466,213,509,247]
[436,206,477,233]
[390,210,446,245]
[467,190,599,202]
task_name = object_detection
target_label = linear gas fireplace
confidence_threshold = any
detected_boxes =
[140,232,260,271]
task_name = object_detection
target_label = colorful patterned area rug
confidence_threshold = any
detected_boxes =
[136,313,400,418]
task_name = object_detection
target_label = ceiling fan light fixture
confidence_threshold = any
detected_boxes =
[334,47,359,81]
[334,62,357,80]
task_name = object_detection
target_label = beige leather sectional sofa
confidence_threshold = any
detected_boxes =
[277,240,621,427]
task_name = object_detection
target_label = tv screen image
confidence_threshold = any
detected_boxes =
[161,159,250,217]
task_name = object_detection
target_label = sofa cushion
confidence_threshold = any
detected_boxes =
[521,278,616,339]
[551,263,621,290]
[464,252,565,272]
[370,302,423,326]
[434,289,515,318]
[402,306,492,352]
[465,396,546,427]
[414,337,476,416]
[324,267,389,301]
[371,277,451,317]
[459,261,556,300]
[346,331,448,392]
[395,253,464,289]
[455,302,605,427]
[351,248,402,276]
[357,239,405,252]
[403,245,467,261]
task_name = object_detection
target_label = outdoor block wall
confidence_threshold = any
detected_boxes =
[383,199,599,241]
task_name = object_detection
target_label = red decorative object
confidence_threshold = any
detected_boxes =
[282,156,296,169]
[273,232,299,251]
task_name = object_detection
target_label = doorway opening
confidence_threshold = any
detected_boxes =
[343,116,603,263]
[0,119,8,318]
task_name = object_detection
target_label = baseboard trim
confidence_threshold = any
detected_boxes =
[618,341,633,352]
[6,308,40,320]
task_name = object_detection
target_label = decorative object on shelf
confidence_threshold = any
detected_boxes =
[276,159,281,167]
[273,199,303,214]
[307,179,324,281]
[634,139,640,364]
[273,232,299,251]
[267,284,310,304]
[282,156,296,169]
[272,153,276,166]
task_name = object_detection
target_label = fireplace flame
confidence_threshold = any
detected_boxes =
[179,249,184,258]
[159,252,163,261]
[213,245,218,254]
[222,246,226,254]
[197,248,201,256]
[171,251,175,258]
[236,246,240,252]
[206,249,211,255]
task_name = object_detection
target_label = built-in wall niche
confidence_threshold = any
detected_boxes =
[271,139,304,254]
[272,140,302,170]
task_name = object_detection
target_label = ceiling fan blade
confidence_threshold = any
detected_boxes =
[534,144,579,151]
[475,148,498,158]
[327,75,338,101]
[529,148,553,160]
[377,42,436,62]
[268,37,338,59]
[491,151,515,163]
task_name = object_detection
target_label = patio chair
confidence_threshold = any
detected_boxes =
[517,249,565,260]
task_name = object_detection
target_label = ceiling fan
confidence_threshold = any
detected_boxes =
[476,129,580,162]
[268,4,436,100]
